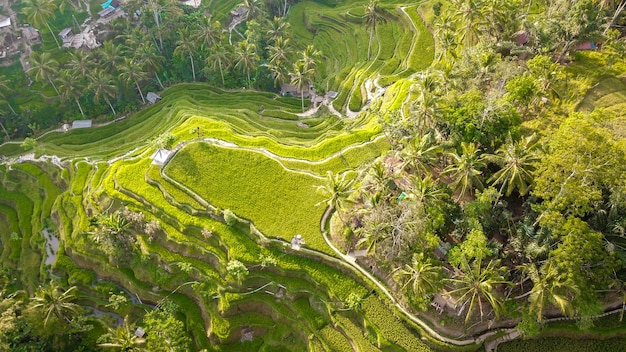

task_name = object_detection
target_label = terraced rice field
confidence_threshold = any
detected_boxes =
[0,0,445,349]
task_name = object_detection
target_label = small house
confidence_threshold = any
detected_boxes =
[0,15,11,29]
[59,28,72,43]
[146,92,161,104]
[291,234,305,250]
[134,327,145,338]
[280,83,313,98]
[327,91,338,99]
[98,7,116,18]
[576,41,596,51]
[72,120,92,129]
[22,26,41,43]
[151,149,171,166]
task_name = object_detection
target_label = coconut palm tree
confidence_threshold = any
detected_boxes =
[298,44,321,73]
[394,254,443,306]
[29,283,79,326]
[446,257,510,323]
[364,0,387,60]
[174,29,198,81]
[443,142,486,200]
[518,261,579,322]
[234,40,260,86]
[98,315,147,351]
[401,132,443,174]
[88,69,118,115]
[193,15,220,51]
[204,43,231,86]
[409,174,448,206]
[264,62,288,88]
[0,76,16,115]
[118,58,148,104]
[453,0,487,47]
[21,0,61,49]
[27,52,60,95]
[266,36,291,66]
[100,41,125,74]
[316,170,355,225]
[267,16,291,43]
[67,51,94,78]
[57,69,86,117]
[484,134,540,197]
[135,42,165,89]
[289,61,312,112]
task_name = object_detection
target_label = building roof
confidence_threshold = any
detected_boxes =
[59,27,72,37]
[146,92,161,104]
[72,120,92,129]
[513,30,529,46]
[576,41,596,50]
[230,7,248,17]
[151,149,171,166]
[0,15,11,29]
[98,7,115,17]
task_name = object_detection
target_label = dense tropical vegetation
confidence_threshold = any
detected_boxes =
[1,0,626,350]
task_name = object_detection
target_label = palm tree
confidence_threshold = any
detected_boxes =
[67,51,94,78]
[401,132,443,174]
[193,15,219,51]
[518,261,579,322]
[446,258,510,323]
[174,29,197,81]
[29,283,79,326]
[135,42,165,89]
[267,16,291,43]
[0,76,16,115]
[364,0,387,60]
[443,142,486,200]
[57,69,86,117]
[409,174,448,206]
[316,171,355,225]
[100,41,125,74]
[98,315,147,351]
[204,43,231,86]
[289,61,312,112]
[453,0,487,47]
[267,36,291,66]
[484,134,540,197]
[233,40,260,86]
[88,69,118,115]
[394,254,443,306]
[118,58,148,104]
[298,44,321,73]
[27,52,60,95]
[21,0,61,49]
[264,62,288,88]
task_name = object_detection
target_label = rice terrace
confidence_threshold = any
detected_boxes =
[1,0,626,350]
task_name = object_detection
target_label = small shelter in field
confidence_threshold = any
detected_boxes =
[0,15,11,29]
[146,92,161,104]
[512,30,529,46]
[151,148,171,166]
[72,120,92,129]
[291,234,305,250]
[59,28,73,43]
[280,83,313,98]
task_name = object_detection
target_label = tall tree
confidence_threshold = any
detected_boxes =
[88,69,119,115]
[27,52,60,95]
[21,0,61,49]
[289,61,312,112]
[446,258,510,323]
[518,261,579,322]
[100,41,125,74]
[175,29,197,81]
[316,170,355,225]
[29,284,79,327]
[443,142,486,200]
[67,51,94,78]
[364,0,387,60]
[394,253,443,310]
[118,58,148,104]
[98,315,146,350]
[204,43,231,86]
[57,69,86,117]
[485,134,540,197]
[233,40,260,86]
